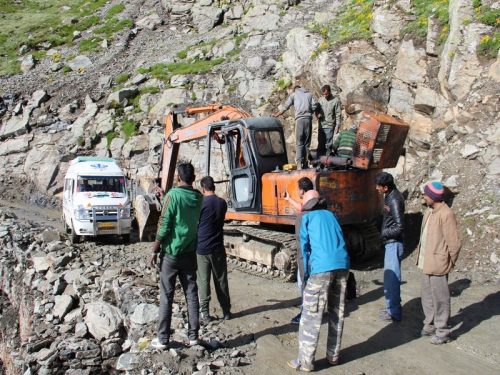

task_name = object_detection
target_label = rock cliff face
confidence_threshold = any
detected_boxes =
[0,0,498,296]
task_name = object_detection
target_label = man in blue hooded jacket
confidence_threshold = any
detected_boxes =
[288,196,350,372]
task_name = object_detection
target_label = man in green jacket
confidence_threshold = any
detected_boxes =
[317,85,342,156]
[150,162,203,350]
[332,124,357,158]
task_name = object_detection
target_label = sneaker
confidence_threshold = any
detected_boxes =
[222,312,232,320]
[188,339,200,347]
[379,311,400,322]
[200,312,212,325]
[291,313,301,324]
[420,328,436,337]
[430,335,450,345]
[287,359,313,372]
[326,355,339,366]
[150,338,168,350]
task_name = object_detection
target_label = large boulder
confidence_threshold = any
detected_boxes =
[136,13,162,30]
[0,134,32,156]
[394,40,427,86]
[130,303,158,325]
[148,88,189,124]
[68,55,93,72]
[371,6,406,41]
[23,144,60,193]
[0,112,30,139]
[447,23,491,100]
[85,301,124,341]
[241,4,280,33]
[280,28,322,77]
[438,0,473,89]
[71,95,99,141]
[191,5,223,33]
[106,88,139,107]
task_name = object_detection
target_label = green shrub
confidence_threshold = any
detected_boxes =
[115,73,130,84]
[478,32,500,58]
[140,86,161,95]
[400,0,449,42]
[62,65,72,73]
[122,118,137,141]
[176,49,188,59]
[310,0,373,48]
[106,131,118,148]
[474,2,500,58]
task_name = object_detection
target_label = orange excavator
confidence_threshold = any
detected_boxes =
[134,104,409,280]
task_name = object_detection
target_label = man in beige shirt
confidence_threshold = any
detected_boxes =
[416,181,461,344]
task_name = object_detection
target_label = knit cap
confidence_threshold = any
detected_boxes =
[424,181,444,202]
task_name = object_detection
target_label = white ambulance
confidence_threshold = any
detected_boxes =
[63,156,133,243]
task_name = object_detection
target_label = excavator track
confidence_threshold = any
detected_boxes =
[223,224,297,282]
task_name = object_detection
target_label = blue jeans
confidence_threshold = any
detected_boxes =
[383,241,403,320]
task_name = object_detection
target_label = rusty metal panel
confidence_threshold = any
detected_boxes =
[352,112,409,170]
[317,169,382,225]
[352,115,380,169]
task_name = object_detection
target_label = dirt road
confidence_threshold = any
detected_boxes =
[221,261,499,375]
[2,200,498,374]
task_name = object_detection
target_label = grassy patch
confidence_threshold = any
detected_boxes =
[140,86,161,95]
[138,58,225,83]
[176,49,188,59]
[0,0,111,76]
[115,73,130,85]
[121,118,137,141]
[106,4,126,20]
[94,17,134,38]
[400,0,449,41]
[79,37,103,53]
[310,0,373,48]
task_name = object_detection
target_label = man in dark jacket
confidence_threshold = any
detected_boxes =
[150,162,203,349]
[196,176,231,324]
[375,172,405,322]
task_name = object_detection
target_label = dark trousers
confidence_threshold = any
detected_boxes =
[295,117,312,167]
[197,252,231,315]
[317,126,334,156]
[158,253,199,343]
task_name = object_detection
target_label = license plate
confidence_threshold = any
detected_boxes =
[98,222,115,229]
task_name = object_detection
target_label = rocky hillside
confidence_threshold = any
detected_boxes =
[0,0,499,284]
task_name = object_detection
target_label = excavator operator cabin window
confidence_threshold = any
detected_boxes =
[255,130,284,156]
[228,129,246,168]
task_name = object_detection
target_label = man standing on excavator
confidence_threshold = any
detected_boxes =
[273,84,319,170]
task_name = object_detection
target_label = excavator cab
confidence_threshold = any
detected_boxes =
[208,117,288,212]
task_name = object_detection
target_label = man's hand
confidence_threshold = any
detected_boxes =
[284,190,290,201]
[150,240,161,268]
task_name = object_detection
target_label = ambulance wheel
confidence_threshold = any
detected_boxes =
[70,221,80,244]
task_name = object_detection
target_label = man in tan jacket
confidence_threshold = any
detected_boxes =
[416,181,462,344]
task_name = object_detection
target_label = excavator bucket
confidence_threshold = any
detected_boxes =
[134,193,162,241]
